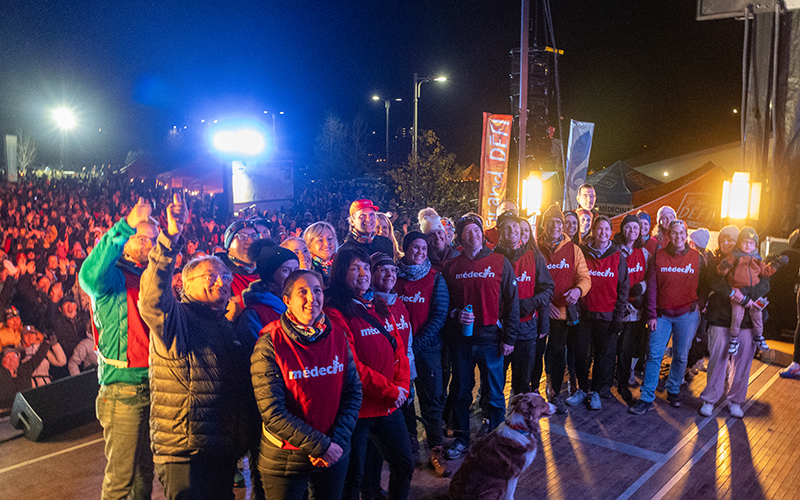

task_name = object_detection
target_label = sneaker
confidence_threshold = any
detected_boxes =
[699,401,714,417]
[729,402,744,418]
[617,386,634,404]
[429,446,451,478]
[754,335,769,351]
[445,441,467,460]
[629,399,654,415]
[565,389,587,407]
[728,338,739,356]
[587,391,602,410]
[549,394,568,414]
[656,376,667,393]
[598,386,613,399]
[628,371,640,388]
[667,392,683,408]
[779,362,800,379]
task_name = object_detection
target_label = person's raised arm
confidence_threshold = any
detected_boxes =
[78,197,154,297]
[139,194,188,354]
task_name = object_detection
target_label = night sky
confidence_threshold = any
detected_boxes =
[0,1,743,173]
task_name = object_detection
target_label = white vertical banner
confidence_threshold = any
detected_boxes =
[4,135,18,183]
[563,120,595,210]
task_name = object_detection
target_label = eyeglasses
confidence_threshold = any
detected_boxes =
[186,273,233,285]
[132,235,157,245]
[235,232,261,241]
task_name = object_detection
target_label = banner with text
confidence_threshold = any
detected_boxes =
[564,119,595,210]
[479,113,513,228]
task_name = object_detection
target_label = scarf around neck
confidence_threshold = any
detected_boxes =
[284,310,328,342]
[397,258,431,281]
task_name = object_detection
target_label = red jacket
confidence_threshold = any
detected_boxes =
[326,304,410,419]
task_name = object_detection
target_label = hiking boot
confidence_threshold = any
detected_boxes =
[549,394,568,414]
[565,389,587,407]
[629,399,654,415]
[429,446,451,478]
[587,391,602,410]
[754,335,769,351]
[780,362,800,379]
[445,441,467,460]
[699,401,714,417]
[728,338,739,356]
[729,402,744,418]
[667,392,682,408]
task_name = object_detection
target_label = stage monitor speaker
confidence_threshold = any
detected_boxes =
[697,0,800,21]
[10,369,99,442]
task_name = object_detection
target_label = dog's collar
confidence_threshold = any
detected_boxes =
[507,424,531,437]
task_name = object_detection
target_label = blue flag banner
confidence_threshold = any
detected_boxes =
[564,119,595,210]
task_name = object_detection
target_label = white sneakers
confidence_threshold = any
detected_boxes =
[699,401,743,418]
[729,402,744,418]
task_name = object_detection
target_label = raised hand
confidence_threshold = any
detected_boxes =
[126,197,153,229]
[166,193,188,238]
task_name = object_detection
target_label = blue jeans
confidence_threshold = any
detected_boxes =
[96,383,154,500]
[450,340,505,446]
[640,310,700,402]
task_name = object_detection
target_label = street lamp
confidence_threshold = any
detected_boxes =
[412,74,447,163]
[372,96,401,163]
[264,111,285,134]
[412,73,446,206]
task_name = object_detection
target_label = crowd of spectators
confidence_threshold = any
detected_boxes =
[3,174,800,500]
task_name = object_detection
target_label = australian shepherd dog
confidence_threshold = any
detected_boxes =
[449,392,556,500]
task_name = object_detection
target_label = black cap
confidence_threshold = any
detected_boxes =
[402,231,426,252]
[496,211,522,228]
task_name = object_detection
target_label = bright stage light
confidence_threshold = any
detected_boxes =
[212,129,265,156]
[53,108,75,129]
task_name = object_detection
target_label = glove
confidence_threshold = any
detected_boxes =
[630,282,644,296]
[608,320,623,335]
[717,258,733,274]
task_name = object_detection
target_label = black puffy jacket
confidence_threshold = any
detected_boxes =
[140,233,258,463]
[251,314,361,475]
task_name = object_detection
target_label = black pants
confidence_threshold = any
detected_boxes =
[530,335,548,394]
[546,319,569,394]
[342,411,414,500]
[362,396,419,497]
[155,457,237,500]
[413,349,445,449]
[441,344,455,429]
[795,288,800,364]
[503,338,535,395]
[574,319,619,393]
[260,456,348,500]
[616,320,645,389]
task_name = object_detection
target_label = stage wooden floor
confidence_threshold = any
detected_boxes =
[2,341,799,500]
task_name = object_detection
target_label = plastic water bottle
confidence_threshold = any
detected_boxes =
[462,305,473,337]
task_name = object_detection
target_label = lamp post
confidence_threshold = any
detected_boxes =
[412,74,447,162]
[264,111,285,134]
[412,73,446,205]
[372,96,401,163]
[53,108,75,169]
